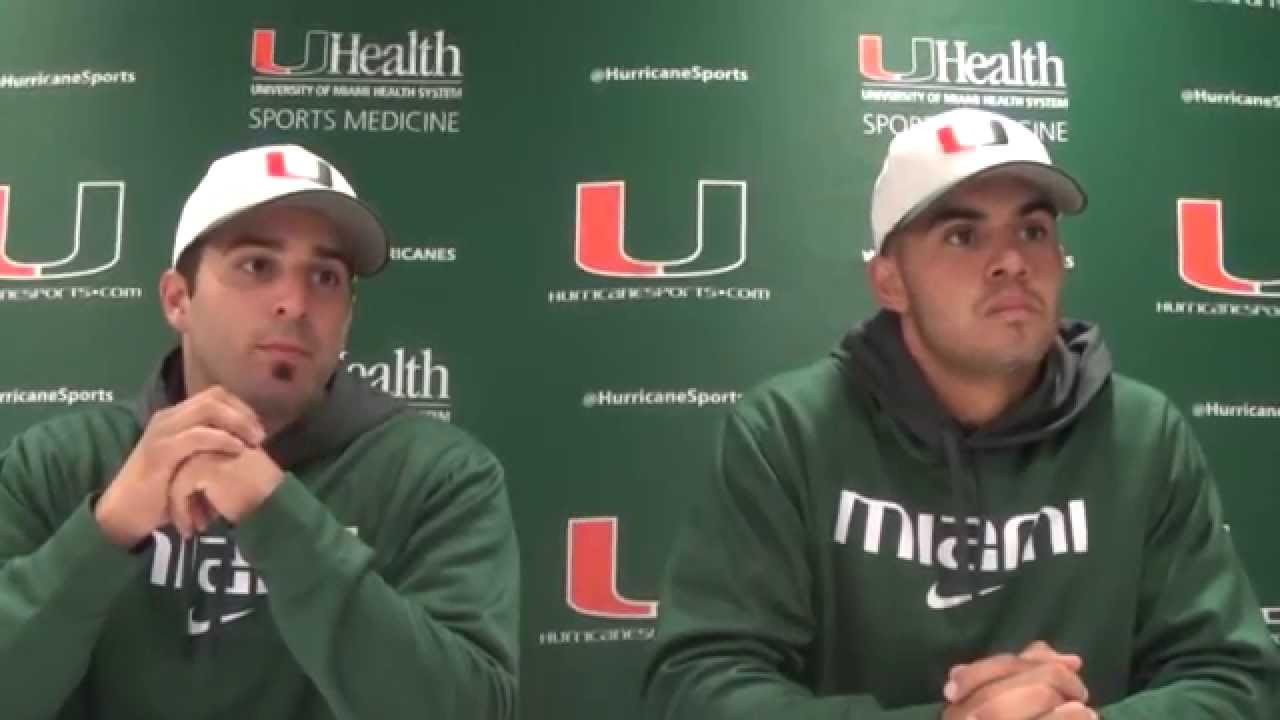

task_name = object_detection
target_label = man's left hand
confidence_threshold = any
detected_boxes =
[170,447,284,536]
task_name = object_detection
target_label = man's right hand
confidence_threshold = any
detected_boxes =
[941,642,1095,720]
[95,387,264,547]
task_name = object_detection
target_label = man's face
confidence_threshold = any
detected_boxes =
[162,203,354,425]
[871,173,1066,380]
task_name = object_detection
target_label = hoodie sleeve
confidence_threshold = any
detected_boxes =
[0,423,145,720]
[643,409,944,720]
[234,433,519,720]
[1100,404,1280,719]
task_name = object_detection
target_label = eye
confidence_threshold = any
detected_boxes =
[237,255,275,276]
[943,226,977,248]
[312,265,349,290]
[1021,223,1050,242]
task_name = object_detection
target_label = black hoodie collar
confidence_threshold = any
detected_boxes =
[837,310,1113,452]
[133,348,408,469]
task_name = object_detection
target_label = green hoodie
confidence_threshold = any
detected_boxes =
[0,350,519,719]
[643,311,1280,719]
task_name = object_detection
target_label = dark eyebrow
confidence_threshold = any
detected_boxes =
[921,206,984,232]
[312,245,348,265]
[221,234,284,253]
[1019,198,1058,218]
[921,195,1058,232]
[221,233,349,265]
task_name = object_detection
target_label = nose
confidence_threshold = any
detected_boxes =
[986,234,1030,282]
[272,271,309,320]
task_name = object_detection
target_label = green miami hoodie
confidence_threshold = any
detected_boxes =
[644,311,1280,719]
[0,350,519,719]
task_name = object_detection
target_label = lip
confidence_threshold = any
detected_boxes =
[984,292,1041,317]
[257,342,311,358]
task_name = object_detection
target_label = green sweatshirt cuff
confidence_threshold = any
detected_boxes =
[234,474,369,597]
[45,496,147,615]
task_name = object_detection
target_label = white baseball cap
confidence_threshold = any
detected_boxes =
[173,144,390,276]
[869,108,1086,254]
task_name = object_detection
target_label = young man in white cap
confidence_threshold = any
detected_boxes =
[643,109,1280,719]
[0,145,518,719]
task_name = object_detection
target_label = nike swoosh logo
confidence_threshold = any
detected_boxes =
[926,582,1003,610]
[187,608,255,636]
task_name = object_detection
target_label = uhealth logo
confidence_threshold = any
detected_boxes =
[251,28,462,78]
[575,180,747,278]
[0,182,125,280]
[858,34,1067,91]
[1178,199,1280,298]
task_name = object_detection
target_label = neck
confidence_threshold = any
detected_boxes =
[899,319,1042,428]
[250,411,297,439]
[179,349,301,438]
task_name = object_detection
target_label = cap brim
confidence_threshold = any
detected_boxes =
[888,161,1088,246]
[981,161,1087,216]
[265,190,391,277]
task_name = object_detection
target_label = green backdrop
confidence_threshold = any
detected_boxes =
[2,1,1277,717]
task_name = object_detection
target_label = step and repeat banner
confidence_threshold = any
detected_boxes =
[1,1,1277,717]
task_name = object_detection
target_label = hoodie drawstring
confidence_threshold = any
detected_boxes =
[940,431,977,599]
[180,527,235,657]
[208,530,235,657]
[182,535,199,657]
[942,430,991,600]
